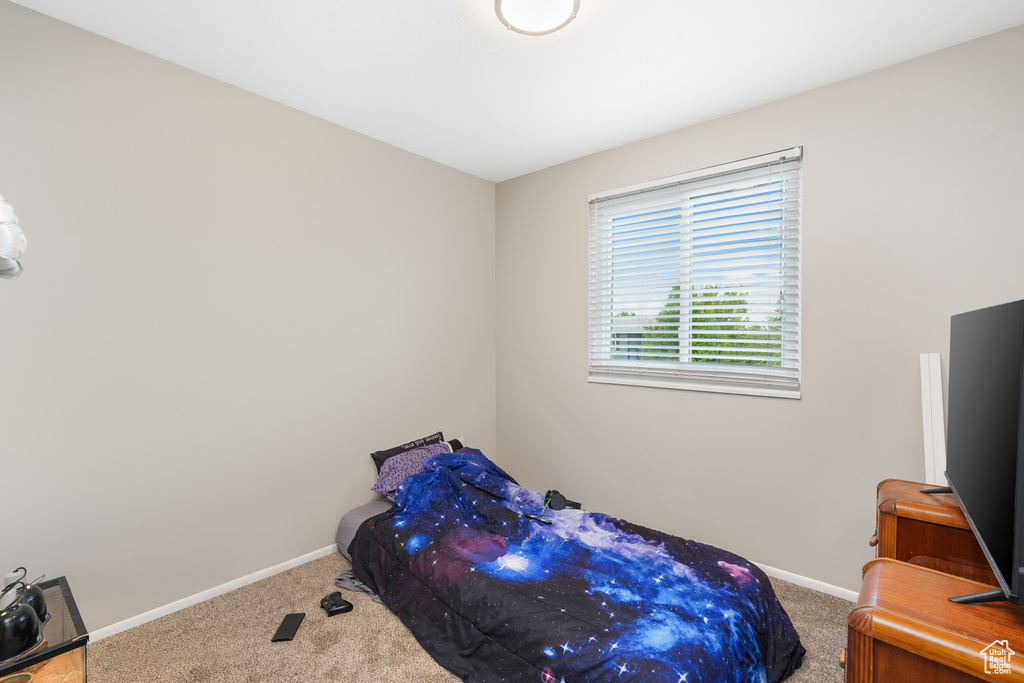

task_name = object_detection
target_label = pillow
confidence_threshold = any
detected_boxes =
[336,499,394,559]
[372,442,452,499]
[370,431,444,474]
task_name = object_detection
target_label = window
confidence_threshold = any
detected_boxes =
[588,147,802,398]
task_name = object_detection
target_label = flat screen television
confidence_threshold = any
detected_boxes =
[942,297,1024,604]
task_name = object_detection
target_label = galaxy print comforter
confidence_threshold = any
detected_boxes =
[348,449,805,683]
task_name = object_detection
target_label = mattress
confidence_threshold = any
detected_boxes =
[349,449,805,682]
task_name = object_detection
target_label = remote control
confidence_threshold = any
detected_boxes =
[320,591,353,616]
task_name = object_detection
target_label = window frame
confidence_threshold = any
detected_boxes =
[587,147,803,399]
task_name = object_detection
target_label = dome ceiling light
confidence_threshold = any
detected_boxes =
[495,0,580,36]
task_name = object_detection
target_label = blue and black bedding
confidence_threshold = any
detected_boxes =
[349,448,805,682]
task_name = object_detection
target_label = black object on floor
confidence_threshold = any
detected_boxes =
[321,592,353,616]
[271,612,305,641]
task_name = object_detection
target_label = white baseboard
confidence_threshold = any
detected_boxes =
[90,544,338,642]
[756,561,859,603]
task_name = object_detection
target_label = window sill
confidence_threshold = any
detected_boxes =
[587,373,801,400]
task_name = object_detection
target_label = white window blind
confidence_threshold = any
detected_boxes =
[588,148,802,397]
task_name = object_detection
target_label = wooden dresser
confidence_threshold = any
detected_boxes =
[873,478,996,584]
[847,559,1024,682]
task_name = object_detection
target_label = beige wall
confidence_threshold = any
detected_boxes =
[495,26,1024,594]
[0,1,496,630]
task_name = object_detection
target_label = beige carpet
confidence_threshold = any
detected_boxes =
[88,553,853,682]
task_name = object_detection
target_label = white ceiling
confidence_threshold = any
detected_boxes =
[12,0,1024,182]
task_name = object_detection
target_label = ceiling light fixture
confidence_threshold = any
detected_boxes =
[495,0,580,36]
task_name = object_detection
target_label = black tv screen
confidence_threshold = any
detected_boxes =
[945,298,1024,604]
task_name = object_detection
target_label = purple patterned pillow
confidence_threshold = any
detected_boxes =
[372,442,453,499]
[370,431,444,474]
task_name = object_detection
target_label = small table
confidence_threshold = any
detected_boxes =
[0,576,89,682]
[847,559,1024,682]
[873,478,996,584]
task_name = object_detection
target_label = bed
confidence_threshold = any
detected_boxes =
[342,445,805,682]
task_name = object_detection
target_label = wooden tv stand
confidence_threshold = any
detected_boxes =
[873,478,996,584]
[846,559,1024,681]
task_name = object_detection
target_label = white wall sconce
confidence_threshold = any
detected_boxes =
[495,0,580,36]
[0,194,27,279]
